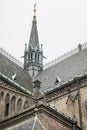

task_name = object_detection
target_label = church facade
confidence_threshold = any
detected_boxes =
[0,5,87,130]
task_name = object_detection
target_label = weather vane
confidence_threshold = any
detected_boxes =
[34,3,37,16]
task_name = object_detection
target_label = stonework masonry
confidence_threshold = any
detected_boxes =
[47,81,87,130]
[38,112,70,130]
[0,78,34,121]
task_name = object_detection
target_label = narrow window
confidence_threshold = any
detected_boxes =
[17,98,22,112]
[38,54,39,60]
[5,94,10,116]
[35,54,37,61]
[5,103,9,116]
[85,101,87,113]
[0,91,4,101]
[11,96,16,113]
[31,53,33,59]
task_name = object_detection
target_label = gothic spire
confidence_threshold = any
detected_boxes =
[28,3,39,50]
[24,4,43,79]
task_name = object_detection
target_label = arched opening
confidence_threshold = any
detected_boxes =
[0,91,4,101]
[35,53,37,61]
[23,100,29,110]
[5,94,10,116]
[11,96,16,113]
[31,53,33,59]
[17,98,22,112]
[38,54,39,60]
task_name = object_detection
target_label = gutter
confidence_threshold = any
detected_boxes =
[45,73,87,95]
[74,77,83,130]
[73,124,76,130]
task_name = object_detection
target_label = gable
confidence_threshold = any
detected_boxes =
[7,116,46,130]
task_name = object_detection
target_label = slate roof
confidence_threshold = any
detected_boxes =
[6,115,46,130]
[36,45,87,93]
[1,44,87,94]
[0,72,33,95]
[0,52,33,92]
[28,16,39,50]
[7,119,34,130]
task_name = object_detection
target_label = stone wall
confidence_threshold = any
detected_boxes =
[38,112,71,130]
[0,78,34,120]
[80,86,87,130]
[48,85,87,130]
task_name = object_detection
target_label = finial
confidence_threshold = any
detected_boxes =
[34,3,37,16]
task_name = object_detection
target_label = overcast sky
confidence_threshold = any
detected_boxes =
[0,0,87,64]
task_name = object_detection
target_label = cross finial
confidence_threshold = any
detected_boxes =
[34,3,37,16]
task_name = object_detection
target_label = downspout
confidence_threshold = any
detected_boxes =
[73,124,76,130]
[74,78,83,130]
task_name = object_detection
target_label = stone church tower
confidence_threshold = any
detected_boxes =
[24,4,43,79]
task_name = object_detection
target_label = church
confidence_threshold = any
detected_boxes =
[0,4,87,130]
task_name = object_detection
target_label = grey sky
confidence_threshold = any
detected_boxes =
[0,0,87,64]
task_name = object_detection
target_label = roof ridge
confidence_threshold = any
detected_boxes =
[0,47,23,68]
[44,42,87,70]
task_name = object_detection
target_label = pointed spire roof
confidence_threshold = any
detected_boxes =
[28,4,39,50]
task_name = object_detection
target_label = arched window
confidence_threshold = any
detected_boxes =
[11,96,16,113]
[23,100,29,110]
[5,94,10,116]
[17,98,22,112]
[0,91,4,101]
